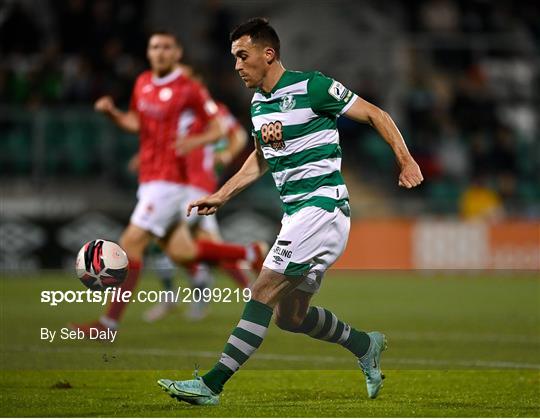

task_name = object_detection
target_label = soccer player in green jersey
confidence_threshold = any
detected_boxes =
[158,17,423,405]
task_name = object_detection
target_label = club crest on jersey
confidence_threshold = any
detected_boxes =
[279,94,296,112]
[159,87,173,101]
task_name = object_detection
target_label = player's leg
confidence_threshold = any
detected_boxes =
[154,251,176,292]
[268,204,386,399]
[176,184,262,279]
[157,267,304,405]
[158,222,215,321]
[157,208,304,403]
[157,205,385,403]
[160,220,265,272]
[274,287,387,399]
[70,181,183,335]
[103,223,152,325]
[142,251,178,323]
[275,286,372,356]
[160,221,253,320]
[195,222,251,289]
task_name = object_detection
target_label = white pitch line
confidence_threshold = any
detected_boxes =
[386,331,540,344]
[2,344,539,370]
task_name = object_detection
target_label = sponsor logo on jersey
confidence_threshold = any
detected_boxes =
[137,99,163,116]
[273,245,292,259]
[142,84,153,94]
[269,139,285,151]
[260,121,285,151]
[328,80,348,101]
[279,94,296,112]
[159,87,173,101]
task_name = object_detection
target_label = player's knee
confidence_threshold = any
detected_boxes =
[166,244,196,265]
[250,283,274,305]
[119,233,144,260]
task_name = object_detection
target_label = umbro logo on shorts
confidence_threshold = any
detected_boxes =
[273,255,284,264]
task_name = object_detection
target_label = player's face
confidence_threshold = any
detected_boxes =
[231,35,271,89]
[147,35,181,76]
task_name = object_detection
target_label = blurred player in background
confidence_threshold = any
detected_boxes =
[70,31,265,336]
[158,18,423,405]
[136,99,250,322]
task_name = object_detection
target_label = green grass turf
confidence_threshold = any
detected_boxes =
[1,370,539,417]
[1,271,539,416]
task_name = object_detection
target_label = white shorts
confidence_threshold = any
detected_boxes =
[181,185,220,235]
[263,204,351,294]
[130,181,190,238]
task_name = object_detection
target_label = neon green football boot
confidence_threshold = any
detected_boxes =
[358,331,388,399]
[158,371,219,406]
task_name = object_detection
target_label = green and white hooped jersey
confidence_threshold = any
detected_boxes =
[251,70,357,215]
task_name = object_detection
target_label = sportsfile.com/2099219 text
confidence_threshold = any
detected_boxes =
[40,287,252,307]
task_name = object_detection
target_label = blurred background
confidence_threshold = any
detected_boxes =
[1,0,539,271]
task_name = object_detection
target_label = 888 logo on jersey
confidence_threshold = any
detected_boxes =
[260,121,285,151]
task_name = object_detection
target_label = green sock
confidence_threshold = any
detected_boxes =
[161,276,173,292]
[202,299,273,394]
[296,306,371,358]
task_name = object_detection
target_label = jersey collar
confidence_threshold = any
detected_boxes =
[152,67,183,86]
[256,69,292,98]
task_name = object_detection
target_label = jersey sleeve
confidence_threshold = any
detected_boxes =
[225,114,240,135]
[307,71,357,117]
[129,75,143,113]
[219,104,241,135]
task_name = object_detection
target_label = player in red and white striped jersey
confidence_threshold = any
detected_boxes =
[69,32,266,336]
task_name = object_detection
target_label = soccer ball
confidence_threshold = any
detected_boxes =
[76,240,129,290]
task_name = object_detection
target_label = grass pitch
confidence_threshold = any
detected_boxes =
[1,271,539,417]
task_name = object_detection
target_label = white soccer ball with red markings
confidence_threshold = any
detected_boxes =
[75,240,129,290]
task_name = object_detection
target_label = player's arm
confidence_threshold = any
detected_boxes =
[175,116,226,155]
[187,137,267,216]
[215,123,248,166]
[343,98,423,188]
[94,95,140,134]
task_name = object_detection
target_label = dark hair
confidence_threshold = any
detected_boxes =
[148,30,181,47]
[229,17,280,58]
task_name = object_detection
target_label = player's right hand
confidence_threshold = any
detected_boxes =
[94,96,115,114]
[187,193,225,216]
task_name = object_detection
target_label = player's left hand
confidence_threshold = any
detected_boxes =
[398,159,423,189]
